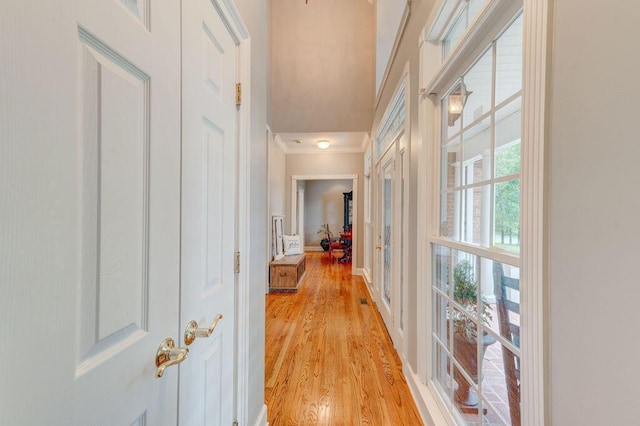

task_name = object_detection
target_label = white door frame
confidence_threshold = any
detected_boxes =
[291,174,359,270]
[297,185,305,250]
[210,1,255,423]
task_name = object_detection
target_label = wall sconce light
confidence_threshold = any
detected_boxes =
[317,140,330,150]
[447,82,472,127]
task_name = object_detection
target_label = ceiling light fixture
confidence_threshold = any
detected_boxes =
[317,140,330,150]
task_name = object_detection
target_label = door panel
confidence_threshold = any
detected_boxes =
[1,1,182,424]
[180,0,238,423]
[378,151,394,333]
[73,2,182,424]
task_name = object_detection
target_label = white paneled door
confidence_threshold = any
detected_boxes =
[1,0,243,424]
[1,0,182,424]
[179,0,239,424]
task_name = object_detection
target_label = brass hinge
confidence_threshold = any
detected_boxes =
[234,251,240,274]
[232,422,238,426]
[235,83,242,106]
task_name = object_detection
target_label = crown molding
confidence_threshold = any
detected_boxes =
[273,133,288,153]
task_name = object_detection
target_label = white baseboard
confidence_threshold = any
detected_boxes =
[304,246,323,252]
[403,364,452,426]
[362,269,372,285]
[253,404,268,426]
[352,268,364,276]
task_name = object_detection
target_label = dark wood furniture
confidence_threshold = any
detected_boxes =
[270,253,307,292]
[493,262,521,425]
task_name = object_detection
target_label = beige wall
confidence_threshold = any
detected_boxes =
[304,179,353,247]
[371,0,436,373]
[271,0,374,132]
[548,0,640,423]
[286,153,365,268]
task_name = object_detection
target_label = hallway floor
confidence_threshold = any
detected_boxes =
[265,252,423,425]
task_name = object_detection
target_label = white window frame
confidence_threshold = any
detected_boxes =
[415,0,550,424]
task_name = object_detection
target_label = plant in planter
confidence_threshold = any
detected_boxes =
[316,224,334,251]
[450,260,496,410]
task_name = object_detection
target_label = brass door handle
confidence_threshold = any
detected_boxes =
[155,338,188,378]
[375,245,382,250]
[184,314,223,345]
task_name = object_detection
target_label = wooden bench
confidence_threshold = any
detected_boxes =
[269,253,306,292]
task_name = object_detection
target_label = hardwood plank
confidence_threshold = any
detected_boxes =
[265,252,423,425]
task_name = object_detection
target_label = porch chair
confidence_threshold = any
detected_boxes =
[493,262,521,426]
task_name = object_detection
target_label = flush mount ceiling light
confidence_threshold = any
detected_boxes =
[317,140,330,150]
[447,82,472,127]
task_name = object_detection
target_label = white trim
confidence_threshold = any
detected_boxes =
[278,146,365,155]
[352,267,364,276]
[374,63,410,162]
[291,174,357,181]
[359,132,371,152]
[213,0,250,423]
[422,0,465,42]
[273,133,288,154]
[253,404,269,426]
[521,0,550,423]
[375,1,411,109]
[265,126,273,295]
[291,174,359,273]
[404,364,454,426]
[362,268,372,287]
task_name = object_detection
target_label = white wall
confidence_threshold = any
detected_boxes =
[548,0,640,423]
[234,0,268,423]
[269,138,286,216]
[268,133,286,262]
[375,0,408,94]
[271,0,374,132]
[304,179,352,247]
[285,152,364,267]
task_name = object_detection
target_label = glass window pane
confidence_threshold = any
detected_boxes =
[461,185,489,247]
[496,14,523,105]
[443,12,467,58]
[441,189,462,241]
[494,179,520,254]
[443,137,461,189]
[462,48,493,126]
[434,292,449,342]
[433,341,453,407]
[483,399,509,426]
[451,308,479,385]
[468,0,486,23]
[495,97,522,179]
[481,343,521,425]
[484,261,520,348]
[462,116,491,185]
[434,244,452,294]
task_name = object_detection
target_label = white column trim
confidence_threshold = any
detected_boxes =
[521,0,551,424]
[211,0,251,423]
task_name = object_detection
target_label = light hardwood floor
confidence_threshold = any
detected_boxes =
[265,252,423,425]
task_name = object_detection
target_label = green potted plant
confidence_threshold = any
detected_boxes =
[316,224,333,251]
[450,260,496,409]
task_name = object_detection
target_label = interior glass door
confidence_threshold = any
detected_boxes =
[377,148,395,333]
